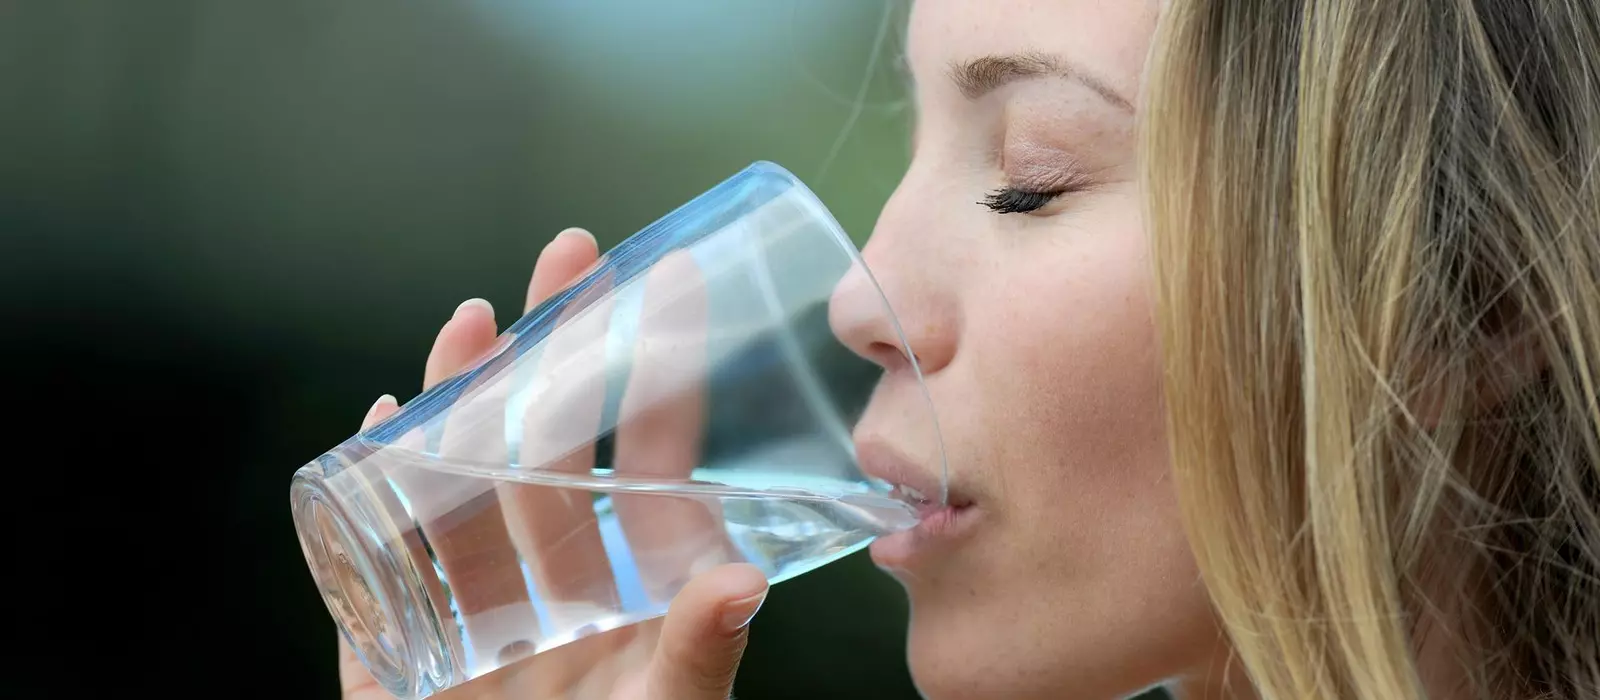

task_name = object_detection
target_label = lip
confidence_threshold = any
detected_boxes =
[855,439,978,569]
[856,440,953,507]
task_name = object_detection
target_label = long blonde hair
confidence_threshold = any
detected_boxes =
[1142,1,1600,697]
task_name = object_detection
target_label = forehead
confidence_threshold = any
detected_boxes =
[906,0,1158,100]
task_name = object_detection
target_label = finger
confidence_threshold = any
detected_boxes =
[502,266,622,635]
[341,396,406,699]
[384,298,490,455]
[644,564,768,700]
[427,619,659,700]
[396,297,558,669]
[613,251,733,603]
[409,229,610,672]
[340,635,396,700]
[424,298,500,390]
[527,228,600,312]
[362,394,399,430]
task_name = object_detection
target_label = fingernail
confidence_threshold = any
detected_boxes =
[454,298,493,319]
[556,227,595,245]
[364,394,398,424]
[719,586,768,633]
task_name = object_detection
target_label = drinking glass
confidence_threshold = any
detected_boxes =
[290,161,947,698]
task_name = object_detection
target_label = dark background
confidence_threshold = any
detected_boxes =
[0,2,1167,698]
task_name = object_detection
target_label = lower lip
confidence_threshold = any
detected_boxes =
[868,503,978,569]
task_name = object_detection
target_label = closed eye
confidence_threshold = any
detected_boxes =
[980,168,1094,215]
[980,187,1062,214]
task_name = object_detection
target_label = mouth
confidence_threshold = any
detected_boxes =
[856,440,978,569]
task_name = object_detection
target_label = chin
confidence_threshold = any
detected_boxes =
[900,591,1217,700]
[899,602,1081,700]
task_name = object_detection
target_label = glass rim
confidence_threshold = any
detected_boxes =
[318,160,947,503]
[739,160,949,505]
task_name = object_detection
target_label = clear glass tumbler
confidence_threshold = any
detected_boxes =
[289,161,947,698]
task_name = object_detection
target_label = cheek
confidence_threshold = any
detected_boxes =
[907,212,1220,698]
[976,215,1170,514]
[967,208,1201,604]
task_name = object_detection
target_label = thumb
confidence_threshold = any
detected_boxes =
[644,563,768,700]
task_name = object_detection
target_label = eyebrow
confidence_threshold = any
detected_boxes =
[949,52,1133,112]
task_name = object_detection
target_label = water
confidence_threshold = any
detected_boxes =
[294,446,915,697]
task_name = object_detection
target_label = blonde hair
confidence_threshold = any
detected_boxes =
[1142,1,1600,698]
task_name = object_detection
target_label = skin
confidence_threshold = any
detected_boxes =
[845,2,1230,698]
[342,1,1240,698]
[339,229,769,700]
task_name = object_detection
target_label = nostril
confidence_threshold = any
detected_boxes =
[826,252,949,375]
[866,340,913,372]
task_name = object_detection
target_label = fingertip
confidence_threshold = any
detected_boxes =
[715,565,768,633]
[362,394,399,428]
[555,227,597,248]
[527,228,602,310]
[548,229,599,265]
[452,297,494,321]
[679,563,768,634]
[719,589,767,634]
[711,563,769,602]
[650,563,766,698]
[425,299,502,389]
[439,298,498,342]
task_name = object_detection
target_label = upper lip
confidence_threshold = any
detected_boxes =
[855,439,968,508]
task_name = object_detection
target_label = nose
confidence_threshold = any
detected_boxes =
[828,187,959,376]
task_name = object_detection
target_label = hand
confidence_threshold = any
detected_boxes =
[338,228,766,700]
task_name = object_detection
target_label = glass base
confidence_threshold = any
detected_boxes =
[292,457,454,699]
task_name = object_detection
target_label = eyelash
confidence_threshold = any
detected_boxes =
[980,187,1063,214]
[980,174,1091,215]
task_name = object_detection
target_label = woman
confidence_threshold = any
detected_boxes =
[343,0,1599,698]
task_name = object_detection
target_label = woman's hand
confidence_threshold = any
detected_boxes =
[337,228,765,700]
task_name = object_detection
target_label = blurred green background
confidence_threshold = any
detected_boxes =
[0,2,1172,698]
[1,1,920,697]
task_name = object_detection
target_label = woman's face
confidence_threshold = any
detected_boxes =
[838,2,1229,697]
